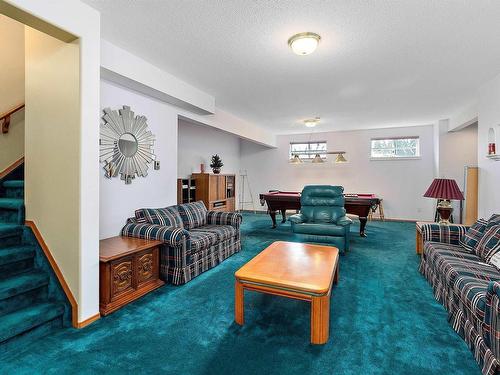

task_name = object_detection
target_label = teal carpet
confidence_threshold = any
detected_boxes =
[0,214,480,374]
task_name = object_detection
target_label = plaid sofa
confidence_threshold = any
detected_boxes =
[122,201,242,285]
[419,223,500,375]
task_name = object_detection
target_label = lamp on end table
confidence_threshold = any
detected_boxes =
[423,178,464,225]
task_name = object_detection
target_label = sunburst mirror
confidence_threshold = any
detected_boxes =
[100,106,157,184]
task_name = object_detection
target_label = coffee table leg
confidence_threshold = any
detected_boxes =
[235,279,245,325]
[334,263,339,285]
[311,295,330,344]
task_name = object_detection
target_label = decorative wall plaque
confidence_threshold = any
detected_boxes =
[99,106,156,184]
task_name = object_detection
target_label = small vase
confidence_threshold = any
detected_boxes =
[212,168,221,174]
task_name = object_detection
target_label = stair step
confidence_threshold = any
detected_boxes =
[2,180,24,189]
[0,224,23,239]
[0,270,48,302]
[0,198,23,211]
[0,302,64,344]
[0,245,34,266]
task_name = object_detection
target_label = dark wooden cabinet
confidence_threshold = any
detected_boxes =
[191,173,236,212]
[99,236,164,316]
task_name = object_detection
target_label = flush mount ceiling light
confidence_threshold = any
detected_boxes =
[288,32,321,56]
[304,117,320,128]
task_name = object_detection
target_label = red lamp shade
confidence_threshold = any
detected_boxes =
[423,178,464,200]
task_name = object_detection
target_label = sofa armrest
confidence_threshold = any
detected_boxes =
[206,211,242,229]
[336,215,353,226]
[289,213,305,224]
[484,281,500,359]
[421,223,468,245]
[121,222,190,247]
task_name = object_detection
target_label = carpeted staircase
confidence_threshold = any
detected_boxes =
[0,171,66,353]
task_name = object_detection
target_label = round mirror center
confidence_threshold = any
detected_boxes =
[118,133,138,157]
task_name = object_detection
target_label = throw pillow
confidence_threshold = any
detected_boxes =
[486,214,500,230]
[177,201,208,229]
[477,225,500,263]
[460,218,488,253]
[135,207,184,228]
[489,251,500,271]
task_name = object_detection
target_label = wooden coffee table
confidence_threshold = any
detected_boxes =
[234,241,339,344]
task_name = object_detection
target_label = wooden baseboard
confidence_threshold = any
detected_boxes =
[25,220,79,328]
[76,313,100,329]
[0,156,24,180]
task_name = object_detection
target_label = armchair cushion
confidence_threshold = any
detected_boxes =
[288,213,305,224]
[135,207,184,228]
[336,215,353,226]
[460,219,488,252]
[291,222,347,237]
[300,185,346,223]
[177,201,208,229]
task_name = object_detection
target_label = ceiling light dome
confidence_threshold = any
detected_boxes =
[304,117,320,128]
[288,32,321,55]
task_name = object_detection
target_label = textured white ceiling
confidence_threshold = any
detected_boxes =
[84,0,500,134]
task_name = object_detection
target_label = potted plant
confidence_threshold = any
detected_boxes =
[210,154,224,174]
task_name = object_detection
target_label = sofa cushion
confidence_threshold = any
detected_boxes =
[423,242,498,285]
[188,231,218,253]
[191,224,237,242]
[477,225,500,263]
[460,218,488,253]
[290,222,347,237]
[452,275,500,322]
[177,201,208,229]
[135,207,183,228]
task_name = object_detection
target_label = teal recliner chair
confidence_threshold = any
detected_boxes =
[289,185,352,252]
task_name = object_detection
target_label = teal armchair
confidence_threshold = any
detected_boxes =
[289,185,352,252]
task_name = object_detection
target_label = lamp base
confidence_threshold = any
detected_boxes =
[437,205,453,225]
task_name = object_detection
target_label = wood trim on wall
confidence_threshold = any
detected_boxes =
[76,313,100,329]
[0,156,24,180]
[24,220,99,328]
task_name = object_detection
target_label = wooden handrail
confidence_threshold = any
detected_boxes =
[1,103,25,134]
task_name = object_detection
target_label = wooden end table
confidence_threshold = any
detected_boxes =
[234,241,339,344]
[416,221,435,255]
[99,236,165,316]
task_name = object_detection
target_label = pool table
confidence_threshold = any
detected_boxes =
[259,191,381,237]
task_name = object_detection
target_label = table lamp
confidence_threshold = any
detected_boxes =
[423,178,464,224]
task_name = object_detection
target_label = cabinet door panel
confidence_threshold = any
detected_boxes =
[111,257,134,300]
[217,176,226,200]
[208,175,218,202]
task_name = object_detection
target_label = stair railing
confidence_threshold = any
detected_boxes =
[1,103,25,134]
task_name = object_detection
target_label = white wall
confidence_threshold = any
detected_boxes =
[241,125,436,221]
[177,119,241,178]
[99,80,178,239]
[8,0,101,324]
[478,73,500,218]
[0,15,24,171]
[25,27,81,320]
[438,120,478,222]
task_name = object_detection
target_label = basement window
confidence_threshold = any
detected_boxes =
[370,137,420,159]
[290,141,327,160]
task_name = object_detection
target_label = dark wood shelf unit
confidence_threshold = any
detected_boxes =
[177,178,197,204]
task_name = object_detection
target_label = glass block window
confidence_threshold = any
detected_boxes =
[370,137,420,159]
[289,141,327,160]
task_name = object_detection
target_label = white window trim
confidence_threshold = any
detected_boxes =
[370,136,420,160]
